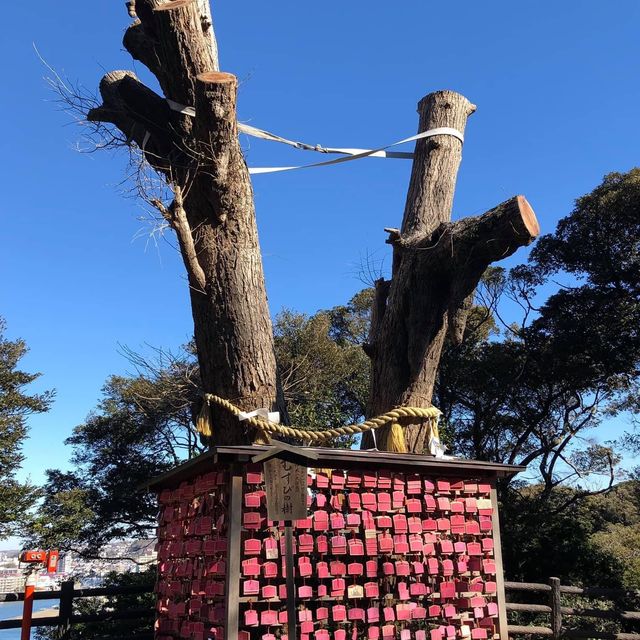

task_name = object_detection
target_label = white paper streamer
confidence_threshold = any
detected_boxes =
[141,130,151,152]
[238,408,281,424]
[429,436,448,459]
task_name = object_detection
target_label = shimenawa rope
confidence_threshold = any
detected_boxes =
[197,393,442,453]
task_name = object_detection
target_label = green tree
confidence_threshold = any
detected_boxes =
[0,317,52,539]
[499,479,640,590]
[436,266,623,494]
[31,294,371,554]
[435,169,640,584]
[32,170,640,585]
[275,290,372,447]
[587,477,640,591]
[438,169,640,488]
[591,523,640,590]
[29,346,201,554]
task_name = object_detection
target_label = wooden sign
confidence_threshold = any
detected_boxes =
[263,458,308,521]
[252,442,318,640]
[252,440,317,523]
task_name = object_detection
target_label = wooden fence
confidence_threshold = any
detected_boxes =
[0,577,639,639]
[505,578,640,640]
[0,582,154,639]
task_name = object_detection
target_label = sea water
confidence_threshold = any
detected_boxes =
[0,600,58,640]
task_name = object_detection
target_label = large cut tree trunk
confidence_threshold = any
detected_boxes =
[89,2,538,453]
[363,91,540,452]
[89,0,281,445]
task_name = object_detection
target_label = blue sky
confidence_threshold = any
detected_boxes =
[1,0,639,500]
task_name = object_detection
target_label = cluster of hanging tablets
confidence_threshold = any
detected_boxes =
[155,471,230,640]
[239,467,501,640]
[152,465,503,640]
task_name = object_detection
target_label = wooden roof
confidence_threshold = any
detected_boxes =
[146,445,525,491]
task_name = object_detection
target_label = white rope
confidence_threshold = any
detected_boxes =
[247,128,463,174]
[162,98,464,174]
[236,122,414,160]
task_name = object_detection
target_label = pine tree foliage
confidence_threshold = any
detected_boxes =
[0,318,52,539]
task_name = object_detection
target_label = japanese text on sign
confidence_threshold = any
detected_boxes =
[263,458,308,521]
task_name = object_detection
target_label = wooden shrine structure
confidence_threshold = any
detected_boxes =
[148,446,523,640]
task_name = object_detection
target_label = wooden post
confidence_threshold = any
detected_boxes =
[549,577,562,640]
[284,524,297,640]
[490,482,510,640]
[57,580,74,640]
[252,445,317,640]
[21,571,36,640]
[224,469,243,640]
[363,89,539,454]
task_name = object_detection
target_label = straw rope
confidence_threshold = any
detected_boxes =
[201,393,440,443]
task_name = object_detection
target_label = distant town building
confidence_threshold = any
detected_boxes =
[0,570,23,593]
[57,553,73,574]
[0,541,156,590]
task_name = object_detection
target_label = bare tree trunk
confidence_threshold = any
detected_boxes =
[88,3,538,452]
[364,91,540,452]
[88,0,280,445]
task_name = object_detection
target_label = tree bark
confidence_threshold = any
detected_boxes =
[125,0,218,73]
[89,1,280,445]
[89,4,539,452]
[364,91,540,452]
[153,1,218,108]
